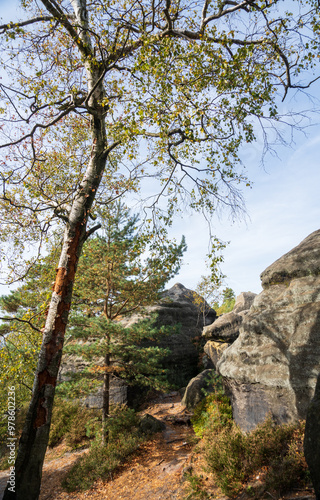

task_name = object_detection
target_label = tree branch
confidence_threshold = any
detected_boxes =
[40,0,91,57]
[0,316,41,332]
[85,223,102,240]
[201,0,251,29]
[0,17,54,33]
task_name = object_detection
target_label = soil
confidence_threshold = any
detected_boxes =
[0,392,317,500]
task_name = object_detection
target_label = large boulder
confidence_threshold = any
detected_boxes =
[218,230,320,431]
[139,414,166,435]
[181,369,215,410]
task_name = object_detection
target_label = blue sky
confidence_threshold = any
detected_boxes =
[167,127,320,296]
[1,0,22,19]
[1,1,320,299]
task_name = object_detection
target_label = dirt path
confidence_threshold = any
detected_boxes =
[1,392,195,500]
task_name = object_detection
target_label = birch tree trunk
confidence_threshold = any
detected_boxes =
[3,2,108,498]
[3,122,107,500]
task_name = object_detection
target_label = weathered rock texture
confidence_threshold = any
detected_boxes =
[202,292,256,373]
[261,230,320,287]
[181,369,215,410]
[218,230,320,431]
[203,341,230,369]
[233,292,257,314]
[59,283,216,407]
[202,292,256,343]
[159,282,216,327]
[203,311,243,343]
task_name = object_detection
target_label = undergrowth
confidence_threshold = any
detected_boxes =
[184,472,210,499]
[0,399,100,469]
[49,399,101,448]
[62,405,143,492]
[191,392,232,438]
[191,392,309,497]
[62,431,141,491]
[1,398,154,492]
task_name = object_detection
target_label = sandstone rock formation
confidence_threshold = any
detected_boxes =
[260,229,320,287]
[218,230,320,431]
[162,282,216,326]
[233,292,257,314]
[203,341,230,369]
[203,311,243,343]
[181,369,215,410]
[202,292,256,370]
[202,292,256,343]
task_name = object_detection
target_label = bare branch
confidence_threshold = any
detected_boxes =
[0,107,74,149]
[84,223,102,240]
[201,0,251,29]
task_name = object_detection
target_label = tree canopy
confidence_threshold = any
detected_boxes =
[1,0,320,280]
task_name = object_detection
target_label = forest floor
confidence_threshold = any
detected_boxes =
[0,392,196,500]
[0,392,317,500]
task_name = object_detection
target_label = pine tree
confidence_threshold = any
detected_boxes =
[63,203,186,441]
[214,288,236,315]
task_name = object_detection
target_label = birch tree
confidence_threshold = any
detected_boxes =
[1,1,320,498]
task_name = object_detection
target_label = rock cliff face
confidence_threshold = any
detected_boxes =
[59,283,215,407]
[202,292,256,368]
[218,230,320,431]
